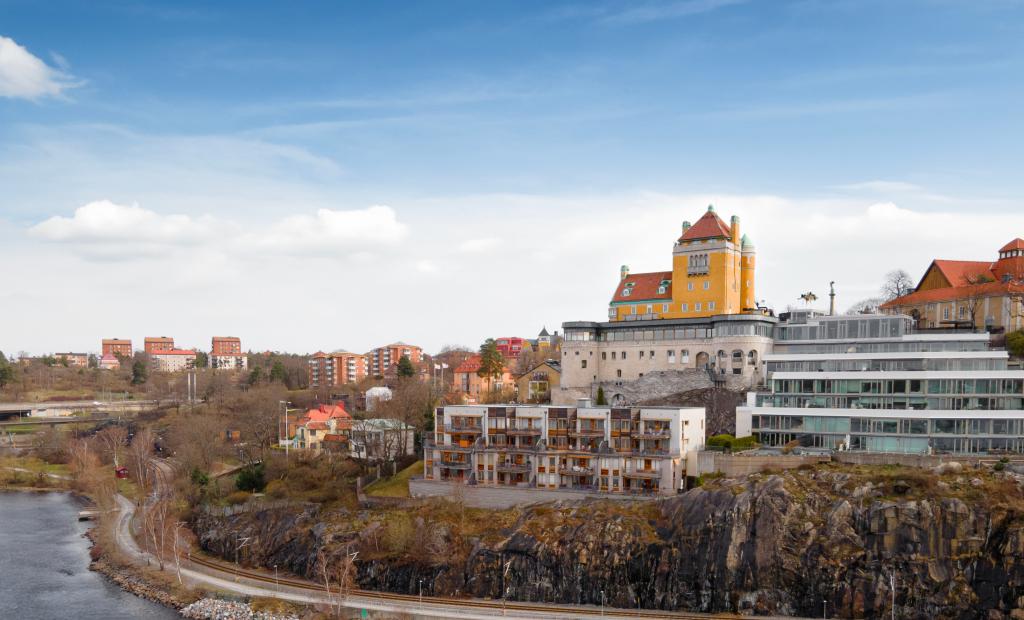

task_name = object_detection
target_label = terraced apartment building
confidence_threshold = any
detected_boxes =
[738,310,1024,455]
[424,402,705,495]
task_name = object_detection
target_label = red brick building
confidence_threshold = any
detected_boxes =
[102,339,132,358]
[367,343,422,377]
[494,337,527,359]
[144,337,175,354]
[309,350,368,387]
[211,336,248,370]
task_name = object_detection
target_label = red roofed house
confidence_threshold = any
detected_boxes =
[294,404,352,452]
[609,205,757,321]
[453,354,515,404]
[881,239,1024,332]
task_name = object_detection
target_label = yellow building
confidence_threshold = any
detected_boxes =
[609,205,756,321]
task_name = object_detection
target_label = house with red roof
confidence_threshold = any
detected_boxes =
[609,205,758,322]
[453,354,515,404]
[294,404,352,452]
[881,239,1024,332]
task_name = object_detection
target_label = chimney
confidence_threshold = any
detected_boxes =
[681,220,691,236]
[620,265,630,281]
[731,215,740,246]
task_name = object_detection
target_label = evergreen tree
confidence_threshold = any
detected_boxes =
[477,339,506,393]
[194,350,209,368]
[596,385,607,406]
[0,350,12,389]
[131,360,147,385]
[269,360,287,383]
[1008,330,1024,358]
[396,355,416,378]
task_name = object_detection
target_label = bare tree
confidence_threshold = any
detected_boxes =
[960,274,995,329]
[143,496,172,570]
[96,425,129,468]
[127,427,154,498]
[846,297,886,315]
[881,269,915,301]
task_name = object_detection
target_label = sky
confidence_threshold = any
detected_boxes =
[2,0,1024,356]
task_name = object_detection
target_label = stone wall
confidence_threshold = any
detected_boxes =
[409,478,656,508]
[554,369,714,406]
[695,451,830,476]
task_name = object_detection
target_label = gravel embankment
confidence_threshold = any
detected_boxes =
[180,599,299,620]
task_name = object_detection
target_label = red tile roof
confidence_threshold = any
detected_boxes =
[882,280,1024,308]
[453,354,511,375]
[1001,238,1024,252]
[679,209,732,242]
[611,271,672,303]
[302,404,351,425]
[928,260,995,288]
[151,349,197,356]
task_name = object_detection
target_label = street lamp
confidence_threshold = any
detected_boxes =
[274,564,279,592]
[419,578,423,605]
[234,536,250,582]
[601,590,605,616]
[279,401,292,461]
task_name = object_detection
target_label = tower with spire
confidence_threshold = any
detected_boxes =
[608,205,757,321]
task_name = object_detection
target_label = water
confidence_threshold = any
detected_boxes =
[0,492,179,620]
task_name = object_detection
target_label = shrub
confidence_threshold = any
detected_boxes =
[264,479,287,499]
[226,490,251,505]
[707,434,758,451]
[1007,330,1024,359]
[236,463,266,492]
[994,462,1006,472]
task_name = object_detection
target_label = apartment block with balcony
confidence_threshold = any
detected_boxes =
[211,336,248,370]
[367,342,422,377]
[54,352,89,367]
[308,350,368,387]
[424,402,705,495]
[149,349,197,372]
[738,310,1024,455]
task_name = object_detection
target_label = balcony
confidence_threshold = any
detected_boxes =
[623,469,661,479]
[438,443,476,453]
[569,428,605,437]
[440,460,472,470]
[496,462,532,473]
[632,448,670,457]
[444,424,483,434]
[507,427,542,436]
[558,466,594,476]
[633,429,671,440]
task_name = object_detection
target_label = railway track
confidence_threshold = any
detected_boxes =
[185,553,746,619]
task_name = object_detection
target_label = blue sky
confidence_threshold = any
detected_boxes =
[2,0,1024,355]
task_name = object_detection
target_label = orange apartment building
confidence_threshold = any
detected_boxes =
[308,351,368,387]
[101,339,132,358]
[453,354,516,403]
[367,342,422,377]
[144,336,175,354]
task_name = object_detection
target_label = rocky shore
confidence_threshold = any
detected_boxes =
[180,599,299,620]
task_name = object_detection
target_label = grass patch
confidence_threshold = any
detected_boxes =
[116,478,141,502]
[364,460,423,498]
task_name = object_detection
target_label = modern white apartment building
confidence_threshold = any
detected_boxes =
[738,311,1024,455]
[424,402,705,495]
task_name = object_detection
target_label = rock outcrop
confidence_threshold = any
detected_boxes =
[193,465,1024,619]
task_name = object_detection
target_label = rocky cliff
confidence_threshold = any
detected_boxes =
[193,464,1024,619]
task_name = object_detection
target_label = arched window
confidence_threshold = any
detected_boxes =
[681,349,690,364]
[695,352,709,368]
[748,350,758,366]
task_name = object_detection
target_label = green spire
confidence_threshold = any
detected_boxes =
[707,204,715,212]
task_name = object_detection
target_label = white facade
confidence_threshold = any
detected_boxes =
[149,351,196,372]
[425,403,705,495]
[211,354,248,370]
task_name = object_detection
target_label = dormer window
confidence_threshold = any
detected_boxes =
[622,288,631,297]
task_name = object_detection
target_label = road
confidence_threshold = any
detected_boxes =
[111,460,798,619]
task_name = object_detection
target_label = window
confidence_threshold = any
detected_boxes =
[703,281,710,290]
[621,352,627,359]
[649,350,655,358]
[708,301,716,311]
[622,288,631,297]
[943,306,950,320]
[631,305,637,315]
[687,282,694,291]
[682,303,689,312]
[695,302,702,312]
[681,350,690,363]
[958,305,966,319]
[640,350,645,359]
[668,351,676,363]
[646,304,653,314]
[662,303,669,313]
[581,360,587,369]
[616,369,622,378]
[611,352,616,360]
[602,352,607,360]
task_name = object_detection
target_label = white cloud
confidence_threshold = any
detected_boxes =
[457,237,499,253]
[835,180,924,193]
[255,206,408,254]
[30,201,410,260]
[29,200,216,255]
[0,35,78,99]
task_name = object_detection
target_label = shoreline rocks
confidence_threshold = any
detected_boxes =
[180,599,299,620]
